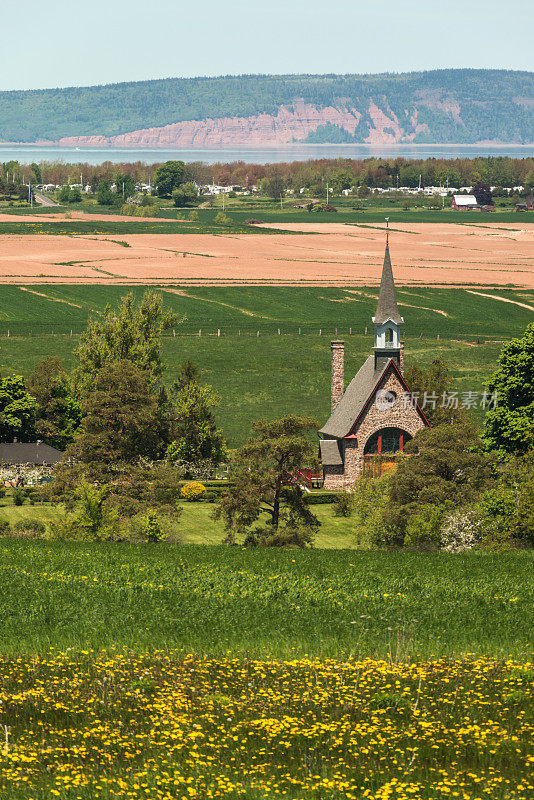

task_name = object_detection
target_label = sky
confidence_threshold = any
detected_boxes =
[2,0,532,91]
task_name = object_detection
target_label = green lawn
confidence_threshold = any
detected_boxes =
[0,501,353,549]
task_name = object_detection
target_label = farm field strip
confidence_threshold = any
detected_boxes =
[0,284,529,336]
[0,222,533,285]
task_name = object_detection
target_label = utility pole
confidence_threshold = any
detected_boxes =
[326,181,330,205]
[280,193,283,210]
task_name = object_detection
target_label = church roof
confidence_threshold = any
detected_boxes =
[373,244,404,325]
[319,439,343,466]
[319,356,390,439]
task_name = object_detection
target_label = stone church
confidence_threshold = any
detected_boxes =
[319,241,429,489]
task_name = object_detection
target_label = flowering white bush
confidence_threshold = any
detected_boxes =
[440,509,483,553]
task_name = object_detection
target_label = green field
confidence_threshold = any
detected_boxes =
[0,539,531,658]
[0,285,530,443]
[2,206,533,235]
[0,284,532,336]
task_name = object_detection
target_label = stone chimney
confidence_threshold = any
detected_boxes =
[331,340,344,411]
[400,340,405,373]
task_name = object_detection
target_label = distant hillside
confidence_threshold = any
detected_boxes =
[1,70,533,147]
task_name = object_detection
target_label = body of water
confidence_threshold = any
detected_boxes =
[1,143,534,165]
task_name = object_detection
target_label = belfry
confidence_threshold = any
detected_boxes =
[318,240,429,489]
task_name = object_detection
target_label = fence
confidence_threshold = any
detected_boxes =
[0,325,490,343]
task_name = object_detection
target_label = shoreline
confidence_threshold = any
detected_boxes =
[2,141,534,150]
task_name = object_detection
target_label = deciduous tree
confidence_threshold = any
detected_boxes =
[166,360,227,469]
[0,375,37,443]
[28,357,81,449]
[155,161,186,197]
[484,323,534,455]
[75,291,177,391]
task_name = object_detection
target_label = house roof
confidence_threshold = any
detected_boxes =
[453,195,478,206]
[319,356,390,439]
[0,442,64,466]
[319,357,429,440]
[373,244,404,325]
[319,439,343,466]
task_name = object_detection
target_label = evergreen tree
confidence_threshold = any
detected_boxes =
[215,415,319,546]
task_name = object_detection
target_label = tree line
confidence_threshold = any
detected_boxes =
[2,156,533,200]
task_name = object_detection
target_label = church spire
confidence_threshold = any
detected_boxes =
[373,231,403,326]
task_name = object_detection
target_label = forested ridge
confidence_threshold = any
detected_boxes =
[1,69,533,144]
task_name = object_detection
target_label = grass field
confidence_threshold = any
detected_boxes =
[0,540,531,658]
[0,334,508,443]
[5,200,534,228]
[2,650,531,799]
[0,502,354,549]
[1,537,532,799]
[0,285,531,336]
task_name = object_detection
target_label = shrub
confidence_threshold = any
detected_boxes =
[0,518,10,536]
[333,492,353,517]
[214,212,232,225]
[0,488,5,499]
[13,519,46,538]
[141,510,168,543]
[48,482,123,541]
[305,492,337,505]
[243,524,314,548]
[139,205,158,217]
[188,210,199,221]
[404,504,445,550]
[12,488,24,506]
[180,482,206,501]
[352,475,391,548]
[308,202,337,213]
[440,508,484,553]
[246,218,264,224]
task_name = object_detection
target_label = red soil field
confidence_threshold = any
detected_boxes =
[0,221,533,287]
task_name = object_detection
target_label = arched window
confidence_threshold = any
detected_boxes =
[385,327,394,345]
[364,428,412,455]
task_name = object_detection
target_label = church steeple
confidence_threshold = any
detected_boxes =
[372,227,404,370]
[373,242,403,326]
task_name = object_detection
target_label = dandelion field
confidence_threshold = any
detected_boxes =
[1,652,533,800]
[1,543,532,799]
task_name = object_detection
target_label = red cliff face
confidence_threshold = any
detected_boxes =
[55,101,430,149]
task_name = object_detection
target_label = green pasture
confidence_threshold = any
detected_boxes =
[0,285,529,442]
[0,216,270,236]
[0,539,531,657]
[0,333,510,444]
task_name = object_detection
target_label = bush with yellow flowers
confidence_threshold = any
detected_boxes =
[180,481,206,501]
